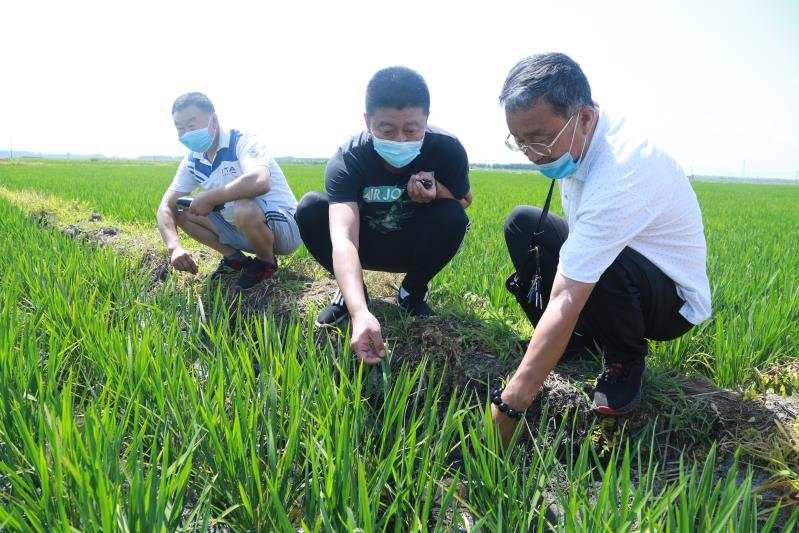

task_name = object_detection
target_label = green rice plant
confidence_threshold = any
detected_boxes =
[0,164,797,530]
[2,160,797,389]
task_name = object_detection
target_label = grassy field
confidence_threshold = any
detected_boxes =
[0,159,797,530]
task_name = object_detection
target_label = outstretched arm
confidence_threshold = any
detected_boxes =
[330,201,385,364]
[492,272,594,444]
[156,189,198,273]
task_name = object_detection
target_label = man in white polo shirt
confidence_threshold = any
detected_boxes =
[156,92,301,290]
[489,53,711,440]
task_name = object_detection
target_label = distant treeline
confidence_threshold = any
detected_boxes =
[1,152,534,171]
[688,175,799,185]
[3,153,795,184]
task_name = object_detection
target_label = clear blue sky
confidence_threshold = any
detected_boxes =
[2,0,797,179]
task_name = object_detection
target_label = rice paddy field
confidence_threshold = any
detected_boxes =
[0,158,797,531]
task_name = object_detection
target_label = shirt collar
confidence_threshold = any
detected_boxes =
[570,107,607,182]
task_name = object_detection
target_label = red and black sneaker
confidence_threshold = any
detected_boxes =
[211,255,249,279]
[236,257,278,290]
[593,358,645,416]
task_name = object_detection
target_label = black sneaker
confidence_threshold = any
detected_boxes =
[315,287,370,327]
[593,358,645,416]
[211,255,249,279]
[397,287,435,318]
[315,289,350,327]
[236,257,278,290]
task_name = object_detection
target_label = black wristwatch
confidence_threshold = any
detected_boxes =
[490,388,524,420]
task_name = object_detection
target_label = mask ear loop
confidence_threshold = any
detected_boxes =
[205,114,219,155]
[566,111,580,153]
[574,107,595,164]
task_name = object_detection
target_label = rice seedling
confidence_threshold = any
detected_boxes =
[0,159,796,530]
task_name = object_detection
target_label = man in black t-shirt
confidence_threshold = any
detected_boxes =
[295,66,473,364]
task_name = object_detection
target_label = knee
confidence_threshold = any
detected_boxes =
[428,199,468,237]
[295,191,329,233]
[445,200,468,235]
[174,209,200,229]
[504,205,539,241]
[233,199,262,228]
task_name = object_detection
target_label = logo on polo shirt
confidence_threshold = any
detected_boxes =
[246,144,267,159]
[218,164,239,180]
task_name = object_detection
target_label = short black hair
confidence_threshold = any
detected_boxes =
[499,53,592,118]
[366,66,430,116]
[172,92,215,115]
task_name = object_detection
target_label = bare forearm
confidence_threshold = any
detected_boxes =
[506,295,579,402]
[332,241,368,316]
[492,274,593,443]
[156,205,182,252]
[205,171,269,204]
[503,272,595,408]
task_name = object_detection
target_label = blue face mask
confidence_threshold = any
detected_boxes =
[531,150,579,180]
[179,117,215,153]
[372,135,424,168]
[529,112,590,180]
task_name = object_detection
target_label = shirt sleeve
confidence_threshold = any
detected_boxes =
[325,147,360,203]
[558,175,665,283]
[434,136,469,200]
[168,156,197,194]
[237,135,272,174]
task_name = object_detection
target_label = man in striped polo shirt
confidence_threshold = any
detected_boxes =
[156,92,301,290]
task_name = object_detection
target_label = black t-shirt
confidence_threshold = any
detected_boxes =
[325,127,470,233]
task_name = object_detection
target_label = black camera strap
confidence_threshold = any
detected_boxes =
[509,178,556,309]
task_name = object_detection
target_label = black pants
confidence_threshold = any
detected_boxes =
[505,205,693,362]
[295,191,469,294]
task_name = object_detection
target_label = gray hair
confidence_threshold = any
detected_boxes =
[499,53,593,117]
[172,92,215,115]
